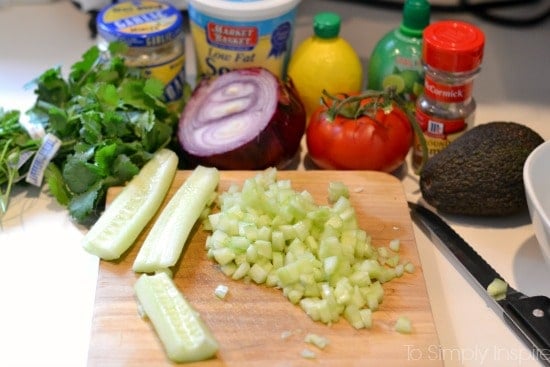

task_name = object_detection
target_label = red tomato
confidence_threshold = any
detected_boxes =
[306,97,413,172]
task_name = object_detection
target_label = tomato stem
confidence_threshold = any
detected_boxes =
[321,88,428,174]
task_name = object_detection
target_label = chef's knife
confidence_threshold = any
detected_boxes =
[408,201,550,366]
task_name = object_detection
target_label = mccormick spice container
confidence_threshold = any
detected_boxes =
[412,20,485,170]
[96,0,188,111]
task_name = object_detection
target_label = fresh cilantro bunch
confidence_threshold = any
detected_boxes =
[1,42,184,225]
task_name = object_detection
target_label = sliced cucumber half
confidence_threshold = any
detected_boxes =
[82,149,178,260]
[133,165,220,273]
[135,272,219,363]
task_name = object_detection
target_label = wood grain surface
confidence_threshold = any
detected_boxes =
[88,170,441,367]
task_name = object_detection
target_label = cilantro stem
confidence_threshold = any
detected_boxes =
[0,139,18,215]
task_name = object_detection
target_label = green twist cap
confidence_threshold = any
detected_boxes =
[401,0,431,36]
[313,12,341,39]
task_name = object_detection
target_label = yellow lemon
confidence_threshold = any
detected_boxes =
[288,12,363,119]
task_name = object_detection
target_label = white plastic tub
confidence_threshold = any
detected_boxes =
[188,0,301,79]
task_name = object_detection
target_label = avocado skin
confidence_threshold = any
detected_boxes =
[419,121,544,216]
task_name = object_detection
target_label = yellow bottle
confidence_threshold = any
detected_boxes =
[288,12,363,120]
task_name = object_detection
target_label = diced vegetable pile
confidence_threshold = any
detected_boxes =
[203,168,415,329]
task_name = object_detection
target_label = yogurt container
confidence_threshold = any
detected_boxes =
[188,0,301,79]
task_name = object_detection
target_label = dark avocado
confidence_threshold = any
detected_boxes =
[419,121,544,216]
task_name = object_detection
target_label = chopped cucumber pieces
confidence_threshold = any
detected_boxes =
[204,168,414,329]
[394,316,412,334]
[389,239,401,252]
[133,165,219,273]
[301,348,317,359]
[304,333,329,349]
[327,181,349,204]
[134,272,219,363]
[487,278,508,300]
[214,284,229,300]
[82,149,178,260]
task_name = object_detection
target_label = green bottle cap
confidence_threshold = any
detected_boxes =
[313,12,341,39]
[401,0,431,36]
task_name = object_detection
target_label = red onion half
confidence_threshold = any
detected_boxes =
[177,68,306,169]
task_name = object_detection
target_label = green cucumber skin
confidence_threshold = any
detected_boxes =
[133,166,220,273]
[82,149,178,260]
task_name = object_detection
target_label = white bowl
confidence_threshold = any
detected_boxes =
[524,140,550,267]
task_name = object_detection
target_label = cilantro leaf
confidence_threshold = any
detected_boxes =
[44,163,70,206]
[62,155,103,194]
[98,83,119,108]
[112,154,139,183]
[69,45,101,89]
[69,184,101,225]
[95,143,117,176]
[119,79,153,110]
[79,111,103,144]
[33,68,70,107]
[102,110,132,138]
[143,78,164,99]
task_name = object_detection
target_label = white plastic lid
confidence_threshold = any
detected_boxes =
[188,0,301,21]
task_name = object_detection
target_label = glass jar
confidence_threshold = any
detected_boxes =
[412,20,485,170]
[96,0,187,110]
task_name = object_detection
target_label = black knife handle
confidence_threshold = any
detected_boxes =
[502,296,550,365]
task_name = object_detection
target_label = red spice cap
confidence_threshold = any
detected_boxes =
[422,20,485,72]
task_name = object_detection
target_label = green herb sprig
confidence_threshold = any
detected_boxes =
[0,42,186,225]
[0,109,40,213]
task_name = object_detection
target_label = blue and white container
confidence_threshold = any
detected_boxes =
[188,0,301,79]
[97,0,187,108]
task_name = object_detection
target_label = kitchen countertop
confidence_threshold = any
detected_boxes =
[1,1,549,366]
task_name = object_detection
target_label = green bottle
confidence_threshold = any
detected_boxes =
[367,0,430,109]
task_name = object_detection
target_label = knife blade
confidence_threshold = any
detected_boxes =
[408,201,550,365]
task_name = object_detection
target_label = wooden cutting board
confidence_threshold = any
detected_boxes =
[88,170,441,367]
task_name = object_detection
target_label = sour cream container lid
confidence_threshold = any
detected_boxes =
[188,0,302,21]
[97,0,183,47]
